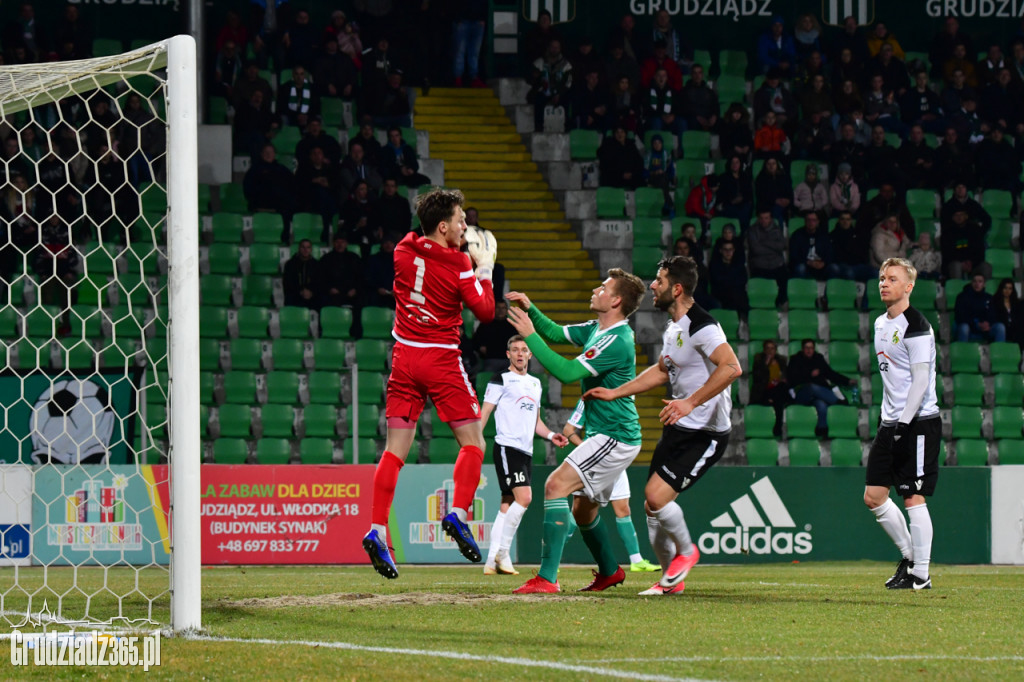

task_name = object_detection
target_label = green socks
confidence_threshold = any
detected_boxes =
[615,515,641,559]
[580,515,620,576]
[539,499,570,583]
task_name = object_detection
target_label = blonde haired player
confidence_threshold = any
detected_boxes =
[864,257,939,590]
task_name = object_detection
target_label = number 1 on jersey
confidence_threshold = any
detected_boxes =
[411,256,426,304]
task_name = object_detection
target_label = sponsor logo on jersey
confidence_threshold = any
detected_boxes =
[698,477,812,556]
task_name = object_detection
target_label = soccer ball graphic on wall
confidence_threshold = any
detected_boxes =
[30,379,116,465]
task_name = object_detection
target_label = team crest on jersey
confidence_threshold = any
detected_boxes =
[892,330,900,344]
[584,348,597,359]
[676,333,684,347]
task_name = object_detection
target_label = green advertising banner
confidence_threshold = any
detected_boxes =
[0,371,140,465]
[516,466,991,564]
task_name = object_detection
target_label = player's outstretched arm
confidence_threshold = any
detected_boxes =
[584,358,670,401]
[459,261,496,323]
[507,291,566,345]
[660,342,742,422]
[506,306,592,384]
[536,415,569,447]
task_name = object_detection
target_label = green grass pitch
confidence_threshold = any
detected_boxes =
[5,562,1024,680]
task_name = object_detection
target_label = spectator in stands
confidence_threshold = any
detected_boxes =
[283,239,321,309]
[795,111,834,160]
[718,104,753,161]
[753,68,798,133]
[277,65,319,129]
[569,37,603,88]
[789,339,855,436]
[897,124,936,189]
[941,208,988,281]
[82,94,118,156]
[233,61,273,114]
[364,232,398,308]
[36,142,67,208]
[790,211,837,279]
[339,179,377,249]
[793,13,823,64]
[863,75,906,136]
[350,120,383,167]
[604,40,641,97]
[0,137,29,187]
[324,10,362,69]
[941,68,977,115]
[795,50,827,94]
[859,182,914,237]
[643,134,676,215]
[677,223,704,263]
[992,278,1024,348]
[684,173,718,227]
[650,9,693,75]
[282,8,317,69]
[18,127,42,165]
[833,16,869,65]
[609,75,640,131]
[980,68,1024,135]
[955,271,1005,342]
[32,210,78,309]
[716,155,753,227]
[948,95,984,144]
[747,208,788,306]
[977,44,1007,87]
[909,232,942,280]
[339,139,383,196]
[1010,40,1024,84]
[609,14,642,63]
[319,232,363,309]
[943,43,978,87]
[362,35,396,112]
[474,301,518,373]
[243,142,297,226]
[53,4,90,60]
[117,92,163,185]
[754,111,789,161]
[640,39,682,91]
[750,339,789,436]
[832,210,875,281]
[794,165,829,214]
[216,9,248,55]
[713,223,745,263]
[930,17,972,81]
[829,163,861,215]
[709,238,748,312]
[933,126,975,189]
[976,128,1023,193]
[368,177,412,237]
[296,117,342,168]
[380,127,430,188]
[870,214,910,268]
[757,16,796,75]
[643,67,685,144]
[295,145,340,241]
[523,10,561,63]
[754,157,792,225]
[530,38,573,132]
[87,144,135,242]
[799,73,832,120]
[866,22,904,59]
[213,40,242,101]
[941,182,992,231]
[863,125,900,190]
[4,3,47,62]
[832,79,864,121]
[572,70,610,131]
[682,64,718,132]
[452,0,486,87]
[372,70,414,130]
[597,126,643,189]
[865,43,910,97]
[312,36,357,101]
[900,71,945,134]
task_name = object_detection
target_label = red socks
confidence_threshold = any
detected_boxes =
[452,445,484,512]
[371,451,404,527]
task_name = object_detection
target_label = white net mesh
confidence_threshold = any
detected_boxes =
[0,42,176,628]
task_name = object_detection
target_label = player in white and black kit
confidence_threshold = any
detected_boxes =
[865,257,940,591]
[585,256,742,595]
[480,335,569,575]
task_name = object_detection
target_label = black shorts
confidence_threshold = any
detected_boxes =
[648,426,729,493]
[866,417,941,497]
[492,443,533,496]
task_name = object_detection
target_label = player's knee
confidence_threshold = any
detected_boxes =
[543,479,562,499]
[516,488,532,507]
[863,491,885,508]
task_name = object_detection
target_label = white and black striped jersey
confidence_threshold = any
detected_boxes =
[661,304,732,433]
[873,305,938,424]
[482,370,543,454]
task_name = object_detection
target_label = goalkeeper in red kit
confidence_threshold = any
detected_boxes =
[362,188,498,579]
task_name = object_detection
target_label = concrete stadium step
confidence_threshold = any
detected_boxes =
[467,202,563,213]
[501,258,589,269]
[446,171,544,182]
[445,160,537,171]
[502,249,590,260]
[454,181,550,193]
[502,237,582,248]
[481,211,566,221]
[430,143,525,154]
[414,114,512,125]
[485,220,569,230]
[414,103,507,115]
[460,191,554,202]
[428,132,522,144]
[415,87,493,98]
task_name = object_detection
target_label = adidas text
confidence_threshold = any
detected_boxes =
[698,526,813,555]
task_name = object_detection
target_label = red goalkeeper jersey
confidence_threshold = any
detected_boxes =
[391,232,495,348]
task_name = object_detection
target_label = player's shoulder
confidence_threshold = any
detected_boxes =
[400,233,472,269]
[488,372,506,386]
[901,305,932,338]
[685,303,720,336]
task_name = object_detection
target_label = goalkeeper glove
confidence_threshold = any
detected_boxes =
[466,227,497,281]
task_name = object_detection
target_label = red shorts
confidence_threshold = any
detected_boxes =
[386,342,481,424]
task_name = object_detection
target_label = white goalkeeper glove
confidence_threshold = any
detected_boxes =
[465,226,497,281]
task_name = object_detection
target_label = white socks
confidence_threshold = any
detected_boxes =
[646,515,675,572]
[452,507,468,523]
[371,523,387,543]
[907,504,933,579]
[651,502,694,557]
[485,511,506,565]
[870,499,912,560]
[499,502,528,554]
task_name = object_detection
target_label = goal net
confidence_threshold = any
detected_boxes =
[0,36,200,632]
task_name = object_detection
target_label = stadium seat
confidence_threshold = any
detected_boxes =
[948,342,981,374]
[300,438,335,464]
[69,305,103,339]
[989,343,1021,374]
[675,159,708,189]
[825,279,859,310]
[743,405,776,438]
[83,243,119,276]
[643,129,678,154]
[987,249,1016,280]
[993,407,1023,439]
[632,218,665,247]
[788,310,820,341]
[911,280,938,310]
[787,279,818,310]
[680,131,712,159]
[745,438,778,465]
[223,371,258,404]
[427,438,460,464]
[987,220,1014,249]
[229,338,264,371]
[312,338,347,370]
[199,372,216,404]
[747,278,779,309]
[905,189,936,218]
[994,374,1024,406]
[251,213,285,243]
[55,339,96,370]
[569,129,601,160]
[320,307,353,338]
[212,213,245,243]
[343,438,378,463]
[634,188,665,218]
[357,371,386,404]
[260,404,296,438]
[826,405,859,439]
[307,371,342,404]
[997,440,1024,464]
[93,38,124,57]
[361,307,395,339]
[952,374,985,406]
[290,213,322,244]
[354,339,389,371]
[271,338,305,371]
[207,244,241,275]
[950,405,983,439]
[705,216,737,245]
[353,403,380,437]
[213,438,249,464]
[788,439,821,466]
[785,405,818,438]
[718,49,748,76]
[217,404,253,438]
[826,341,860,374]
[272,126,302,156]
[827,310,861,341]
[980,189,1014,218]
[303,404,339,438]
[277,306,311,338]
[632,247,665,278]
[829,439,863,466]
[715,309,739,339]
[320,98,345,126]
[248,244,283,275]
[747,310,779,341]
[596,187,626,218]
[240,275,274,307]
[236,306,271,338]
[265,371,300,404]
[25,306,61,338]
[200,274,234,307]
[255,438,292,464]
[101,338,140,370]
[955,439,988,466]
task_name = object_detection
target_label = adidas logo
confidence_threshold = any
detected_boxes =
[698,477,813,556]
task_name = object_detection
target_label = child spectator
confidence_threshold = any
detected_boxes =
[643,134,676,215]
[909,232,942,280]
[829,163,861,214]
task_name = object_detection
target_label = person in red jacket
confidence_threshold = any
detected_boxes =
[640,39,683,91]
[684,174,719,231]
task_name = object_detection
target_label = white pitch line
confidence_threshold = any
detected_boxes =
[187,634,712,682]
[589,654,1024,664]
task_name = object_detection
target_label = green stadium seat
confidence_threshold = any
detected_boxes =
[788,310,820,341]
[427,437,460,464]
[911,280,938,310]
[357,371,386,404]
[905,189,936,218]
[303,404,339,438]
[236,306,271,338]
[955,439,988,466]
[277,306,311,338]
[788,439,821,466]
[632,247,665,278]
[747,277,779,309]
[229,338,263,371]
[706,216,738,244]
[830,439,863,466]
[207,244,241,275]
[596,187,626,218]
[680,130,712,158]
[989,343,1021,374]
[354,339,389,371]
[994,374,1024,406]
[265,371,300,404]
[139,182,167,214]
[354,403,380,437]
[0,307,17,340]
[993,407,1023,439]
[240,274,274,307]
[826,405,859,439]
[643,129,678,154]
[320,98,345,126]
[634,188,665,218]
[313,338,347,370]
[987,220,1014,249]
[743,405,776,438]
[218,404,253,438]
[84,243,119,276]
[980,189,1014,218]
[223,371,258,404]
[200,274,234,306]
[828,310,861,341]
[987,249,1016,280]
[218,183,248,213]
[693,49,712,71]
[260,404,296,438]
[25,306,61,338]
[68,305,103,339]
[343,438,378,463]
[747,309,779,341]
[746,438,778,465]
[300,438,335,464]
[715,309,739,339]
[290,213,323,244]
[252,213,285,243]
[785,405,818,438]
[997,440,1024,463]
[632,218,665,247]
[208,97,228,125]
[827,341,860,374]
[825,280,859,310]
[950,405,983,439]
[74,277,107,307]
[271,338,305,371]
[675,159,708,189]
[320,307,353,338]
[870,373,883,405]
[361,307,394,339]
[199,372,216,404]
[213,438,249,464]
[101,338,140,369]
[272,126,302,156]
[55,338,96,370]
[255,438,292,464]
[788,160,813,187]
[569,129,601,160]
[787,279,818,310]
[952,374,985,406]
[307,371,342,404]
[718,50,748,76]
[248,243,283,275]
[212,213,245,243]
[948,342,981,374]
